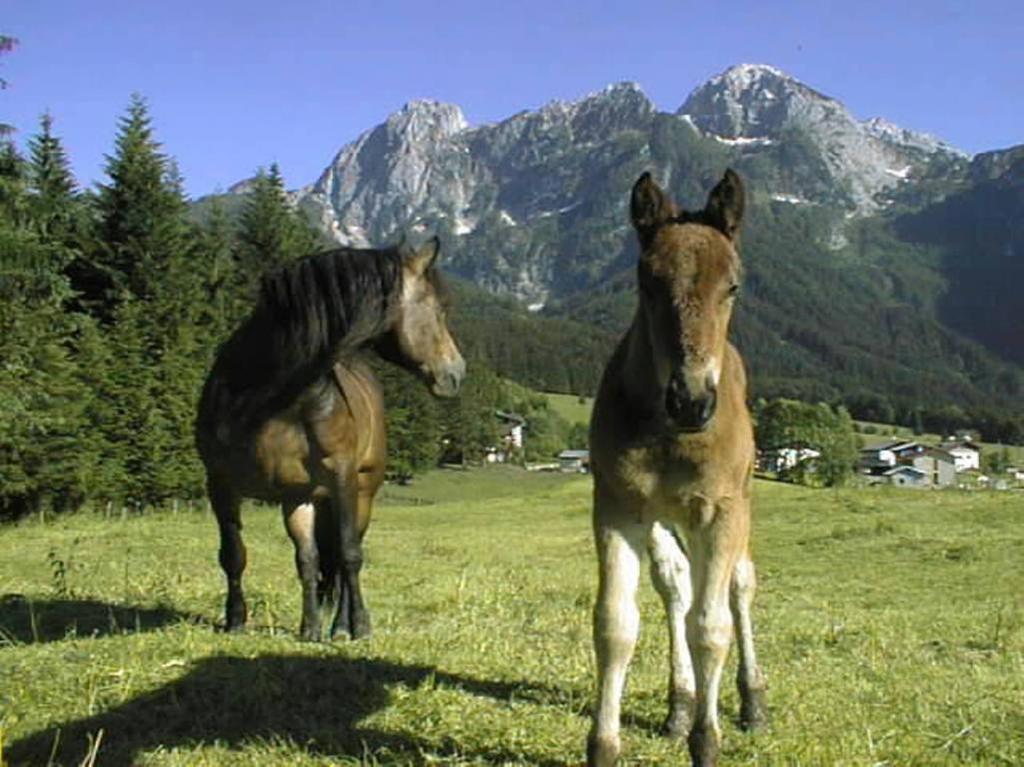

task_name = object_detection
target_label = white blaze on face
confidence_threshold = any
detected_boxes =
[683,355,722,400]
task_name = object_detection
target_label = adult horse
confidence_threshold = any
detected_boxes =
[587,171,767,767]
[195,238,464,641]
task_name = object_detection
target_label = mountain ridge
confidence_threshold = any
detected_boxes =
[196,63,1022,418]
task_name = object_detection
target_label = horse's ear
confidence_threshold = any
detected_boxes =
[704,168,745,241]
[406,236,440,276]
[631,172,676,249]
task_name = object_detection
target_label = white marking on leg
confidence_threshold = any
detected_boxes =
[649,522,695,728]
[590,516,646,764]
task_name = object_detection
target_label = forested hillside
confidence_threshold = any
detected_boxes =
[0,99,579,519]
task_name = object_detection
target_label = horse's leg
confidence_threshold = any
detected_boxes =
[209,475,246,632]
[587,495,646,767]
[314,496,341,617]
[282,500,321,641]
[329,465,371,640]
[731,549,768,730]
[686,501,748,767]
[648,521,696,739]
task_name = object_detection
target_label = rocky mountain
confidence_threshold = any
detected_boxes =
[205,64,1022,418]
[285,64,975,307]
[679,64,967,213]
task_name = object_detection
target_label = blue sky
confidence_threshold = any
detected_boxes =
[5,1,1022,198]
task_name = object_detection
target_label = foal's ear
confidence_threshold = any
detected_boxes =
[406,236,441,276]
[631,172,676,248]
[704,168,745,241]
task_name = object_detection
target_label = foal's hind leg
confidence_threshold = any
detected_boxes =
[209,476,246,632]
[731,551,768,730]
[282,500,322,641]
[648,522,696,739]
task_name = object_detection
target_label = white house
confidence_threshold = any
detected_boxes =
[945,442,980,472]
[760,445,820,473]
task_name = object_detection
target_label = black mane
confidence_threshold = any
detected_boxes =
[204,246,405,426]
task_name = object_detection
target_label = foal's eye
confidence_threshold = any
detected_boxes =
[727,283,740,300]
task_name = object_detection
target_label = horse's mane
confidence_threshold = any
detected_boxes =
[206,246,405,425]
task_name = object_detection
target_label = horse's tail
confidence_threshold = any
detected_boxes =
[314,500,341,606]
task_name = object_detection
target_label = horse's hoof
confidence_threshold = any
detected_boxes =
[298,626,322,643]
[224,621,246,634]
[661,711,692,740]
[350,613,372,641]
[739,691,769,732]
[688,724,720,767]
[586,733,619,767]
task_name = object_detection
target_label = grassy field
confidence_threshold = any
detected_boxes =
[1,468,1022,766]
[542,393,594,428]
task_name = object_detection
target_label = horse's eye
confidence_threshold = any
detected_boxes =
[727,283,740,299]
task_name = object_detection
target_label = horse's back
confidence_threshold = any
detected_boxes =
[196,356,386,502]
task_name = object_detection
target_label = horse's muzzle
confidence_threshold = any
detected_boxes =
[666,373,717,432]
[430,357,466,398]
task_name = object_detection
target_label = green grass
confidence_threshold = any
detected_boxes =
[1,468,1022,765]
[542,392,593,427]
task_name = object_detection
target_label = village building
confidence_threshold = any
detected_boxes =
[758,443,820,474]
[557,449,590,473]
[883,465,930,488]
[903,448,957,487]
[944,441,981,472]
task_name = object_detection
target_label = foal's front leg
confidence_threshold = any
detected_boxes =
[649,521,696,739]
[283,500,322,641]
[588,498,647,767]
[686,501,748,767]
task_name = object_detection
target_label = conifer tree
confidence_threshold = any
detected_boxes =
[26,112,77,240]
[94,93,189,304]
[0,36,17,138]
[236,163,319,293]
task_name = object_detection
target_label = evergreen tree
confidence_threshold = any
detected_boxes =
[236,163,318,293]
[0,164,92,517]
[26,112,77,240]
[93,93,189,304]
[0,36,17,138]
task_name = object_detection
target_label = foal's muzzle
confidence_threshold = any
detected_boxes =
[665,371,717,431]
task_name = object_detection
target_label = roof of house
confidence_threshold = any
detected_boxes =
[884,466,927,477]
[558,449,590,460]
[906,448,956,463]
[946,443,980,454]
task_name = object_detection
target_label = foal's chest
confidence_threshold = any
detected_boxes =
[613,440,724,523]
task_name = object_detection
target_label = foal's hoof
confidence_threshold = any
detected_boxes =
[661,709,693,740]
[298,625,323,643]
[739,689,769,731]
[586,733,620,767]
[688,725,721,767]
[662,692,695,739]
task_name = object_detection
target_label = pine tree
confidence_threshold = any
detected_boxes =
[94,93,189,303]
[26,112,77,240]
[0,36,17,138]
[0,156,91,517]
[236,163,318,294]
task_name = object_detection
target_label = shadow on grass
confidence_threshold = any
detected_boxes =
[0,594,207,645]
[4,654,574,766]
